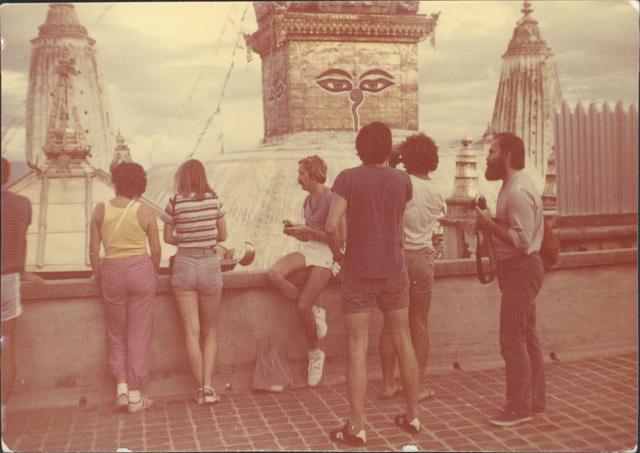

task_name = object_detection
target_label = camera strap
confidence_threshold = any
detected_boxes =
[475,230,496,284]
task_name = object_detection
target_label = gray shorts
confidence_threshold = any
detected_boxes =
[1,273,22,322]
[340,267,409,314]
[405,247,435,305]
[171,248,223,295]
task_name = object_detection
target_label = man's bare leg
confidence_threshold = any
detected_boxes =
[384,308,419,421]
[379,327,400,396]
[267,252,306,300]
[344,311,371,433]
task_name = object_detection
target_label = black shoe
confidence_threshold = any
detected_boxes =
[394,415,421,434]
[489,409,532,427]
[330,422,366,446]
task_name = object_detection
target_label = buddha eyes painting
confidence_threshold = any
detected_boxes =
[315,68,395,131]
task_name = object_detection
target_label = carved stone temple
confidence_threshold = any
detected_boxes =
[488,1,563,178]
[8,3,125,273]
[245,1,439,140]
[26,3,117,172]
[145,1,440,269]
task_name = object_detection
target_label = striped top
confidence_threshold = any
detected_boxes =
[161,193,226,249]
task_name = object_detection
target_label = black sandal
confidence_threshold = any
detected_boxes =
[330,422,366,446]
[394,415,421,434]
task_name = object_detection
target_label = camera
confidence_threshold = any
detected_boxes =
[388,148,403,168]
[476,195,488,211]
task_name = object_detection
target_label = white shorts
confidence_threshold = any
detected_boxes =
[300,240,334,270]
[1,273,22,322]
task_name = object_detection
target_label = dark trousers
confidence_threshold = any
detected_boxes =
[497,253,546,416]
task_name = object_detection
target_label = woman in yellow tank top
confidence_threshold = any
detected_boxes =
[89,162,161,413]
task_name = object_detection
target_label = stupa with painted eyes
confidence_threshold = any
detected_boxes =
[145,1,443,269]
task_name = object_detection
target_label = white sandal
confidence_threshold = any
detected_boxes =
[202,386,221,404]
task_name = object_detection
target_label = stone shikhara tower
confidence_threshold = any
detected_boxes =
[245,1,439,142]
[26,3,116,171]
[489,1,563,177]
[9,3,127,273]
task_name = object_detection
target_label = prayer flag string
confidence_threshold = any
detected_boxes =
[188,3,249,160]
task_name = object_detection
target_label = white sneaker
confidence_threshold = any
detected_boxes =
[312,306,328,339]
[1,438,13,453]
[128,391,154,413]
[308,349,325,387]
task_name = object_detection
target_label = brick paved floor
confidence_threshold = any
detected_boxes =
[3,353,637,452]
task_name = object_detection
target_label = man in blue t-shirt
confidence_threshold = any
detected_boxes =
[325,122,422,446]
[1,157,42,438]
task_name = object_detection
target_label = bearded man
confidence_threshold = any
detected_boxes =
[476,132,546,427]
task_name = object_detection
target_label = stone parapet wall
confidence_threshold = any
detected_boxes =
[12,249,638,402]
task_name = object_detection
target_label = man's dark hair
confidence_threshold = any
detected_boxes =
[398,133,438,175]
[356,121,392,165]
[495,132,525,170]
[111,162,147,199]
[1,157,9,185]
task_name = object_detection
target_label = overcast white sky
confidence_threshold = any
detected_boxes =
[1,1,638,168]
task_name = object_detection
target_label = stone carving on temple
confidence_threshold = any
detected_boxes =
[254,1,420,21]
[43,48,91,163]
[245,1,438,141]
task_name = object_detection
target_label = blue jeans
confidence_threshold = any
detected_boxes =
[497,253,546,416]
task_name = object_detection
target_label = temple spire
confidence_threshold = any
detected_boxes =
[27,2,116,171]
[110,130,133,170]
[488,1,563,178]
[34,3,93,43]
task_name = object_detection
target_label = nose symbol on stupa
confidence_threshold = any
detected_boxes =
[315,68,394,132]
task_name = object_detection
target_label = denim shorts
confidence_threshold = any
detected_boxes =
[171,248,223,295]
[340,267,409,314]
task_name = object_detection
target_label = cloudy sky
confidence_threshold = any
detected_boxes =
[1,1,638,168]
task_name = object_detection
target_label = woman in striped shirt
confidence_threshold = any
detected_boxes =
[162,159,227,404]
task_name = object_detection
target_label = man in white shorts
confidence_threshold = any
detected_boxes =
[268,155,344,387]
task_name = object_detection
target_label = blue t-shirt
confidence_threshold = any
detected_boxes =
[303,188,334,232]
[331,165,412,278]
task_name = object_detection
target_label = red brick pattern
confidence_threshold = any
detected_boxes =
[3,354,637,452]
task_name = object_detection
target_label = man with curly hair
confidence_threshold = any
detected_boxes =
[379,133,446,401]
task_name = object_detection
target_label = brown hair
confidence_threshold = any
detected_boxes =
[111,162,147,198]
[356,121,392,165]
[174,159,216,200]
[398,133,439,175]
[298,155,327,183]
[494,132,525,170]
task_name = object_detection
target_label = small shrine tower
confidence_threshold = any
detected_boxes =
[9,18,124,273]
[10,49,117,273]
[245,1,439,141]
[489,1,563,177]
[26,3,116,171]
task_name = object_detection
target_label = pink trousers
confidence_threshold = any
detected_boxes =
[101,254,156,389]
